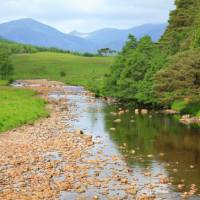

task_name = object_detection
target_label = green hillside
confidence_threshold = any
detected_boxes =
[0,38,40,54]
[0,40,112,131]
[12,52,113,88]
[0,38,112,89]
[0,38,79,54]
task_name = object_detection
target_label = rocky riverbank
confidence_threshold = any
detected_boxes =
[0,80,138,200]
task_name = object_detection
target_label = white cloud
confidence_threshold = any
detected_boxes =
[0,0,175,32]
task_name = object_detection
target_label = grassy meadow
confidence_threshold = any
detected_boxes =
[0,81,48,132]
[12,52,113,87]
[0,52,112,132]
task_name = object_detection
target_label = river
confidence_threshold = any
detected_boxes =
[51,86,200,199]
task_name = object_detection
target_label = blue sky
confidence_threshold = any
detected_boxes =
[0,0,175,33]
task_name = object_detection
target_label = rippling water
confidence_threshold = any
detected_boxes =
[38,83,199,199]
[59,86,200,199]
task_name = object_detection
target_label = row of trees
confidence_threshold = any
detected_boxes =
[102,0,200,108]
[102,35,167,107]
[0,37,116,58]
[102,34,200,107]
[97,48,117,56]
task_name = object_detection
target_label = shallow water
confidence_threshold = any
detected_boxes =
[64,86,200,199]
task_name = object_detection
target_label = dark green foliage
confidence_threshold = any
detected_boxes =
[103,35,167,106]
[97,48,116,56]
[172,99,200,117]
[60,71,66,77]
[181,101,200,117]
[0,49,14,80]
[160,0,200,54]
[104,0,200,114]
[154,49,200,105]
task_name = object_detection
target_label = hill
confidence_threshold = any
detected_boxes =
[0,36,41,54]
[0,18,97,52]
[11,52,113,88]
[70,23,167,51]
[0,18,167,53]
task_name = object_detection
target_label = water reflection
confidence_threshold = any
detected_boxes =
[67,88,200,199]
[104,106,200,195]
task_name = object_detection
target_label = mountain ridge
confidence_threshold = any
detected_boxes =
[70,23,167,50]
[0,18,167,52]
[0,18,97,52]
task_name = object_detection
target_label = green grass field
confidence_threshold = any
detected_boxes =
[0,52,112,132]
[0,80,8,86]
[12,52,113,87]
[0,83,48,132]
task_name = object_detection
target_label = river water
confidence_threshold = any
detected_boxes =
[58,86,200,199]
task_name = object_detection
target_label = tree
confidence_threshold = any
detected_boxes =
[103,35,138,97]
[154,48,200,105]
[103,35,167,107]
[0,49,14,80]
[97,48,112,56]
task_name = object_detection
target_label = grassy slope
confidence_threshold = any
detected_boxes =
[0,82,48,132]
[12,52,113,87]
[0,52,112,132]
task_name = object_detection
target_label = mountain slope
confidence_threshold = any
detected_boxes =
[70,23,167,50]
[0,18,97,52]
[0,18,167,52]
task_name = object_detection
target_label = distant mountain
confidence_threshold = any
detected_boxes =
[70,23,167,50]
[0,18,97,52]
[0,18,167,52]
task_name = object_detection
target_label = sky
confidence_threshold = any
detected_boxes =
[0,0,175,33]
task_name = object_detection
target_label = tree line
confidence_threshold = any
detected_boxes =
[100,0,200,109]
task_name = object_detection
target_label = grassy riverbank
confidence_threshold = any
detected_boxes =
[0,83,48,132]
[0,52,112,132]
[11,52,113,87]
[172,100,200,117]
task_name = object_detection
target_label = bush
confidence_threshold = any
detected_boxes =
[60,71,66,77]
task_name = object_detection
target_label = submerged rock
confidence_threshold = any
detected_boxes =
[76,129,84,134]
[0,80,137,200]
[135,109,139,114]
[114,119,122,123]
[141,109,148,114]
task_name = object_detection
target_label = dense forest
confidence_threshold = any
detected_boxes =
[102,0,200,116]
